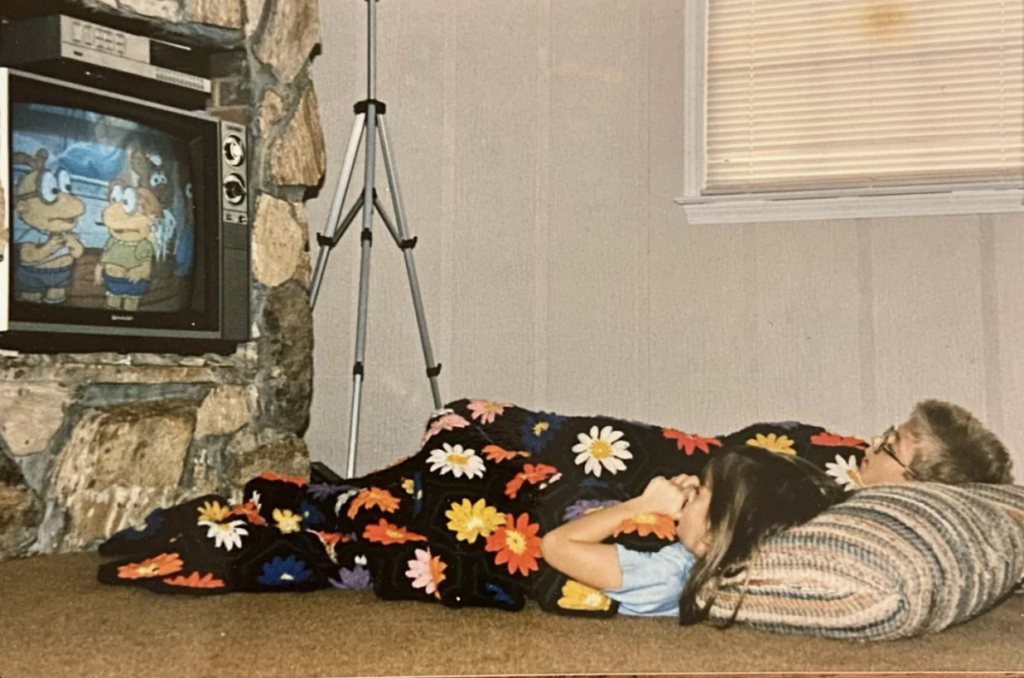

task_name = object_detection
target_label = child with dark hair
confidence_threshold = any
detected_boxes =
[860,399,1013,486]
[540,446,846,621]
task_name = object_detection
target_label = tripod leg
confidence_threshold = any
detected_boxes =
[376,113,444,410]
[309,113,367,307]
[346,102,380,479]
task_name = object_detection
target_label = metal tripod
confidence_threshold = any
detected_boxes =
[309,0,443,479]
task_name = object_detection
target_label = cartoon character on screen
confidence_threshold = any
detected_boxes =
[94,180,162,311]
[12,149,86,304]
[130,147,174,209]
[129,147,177,262]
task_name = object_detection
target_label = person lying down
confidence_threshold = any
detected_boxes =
[97,397,1016,634]
[541,447,846,621]
[542,398,1015,621]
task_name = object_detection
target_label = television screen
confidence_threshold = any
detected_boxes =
[1,68,249,354]
[10,101,198,314]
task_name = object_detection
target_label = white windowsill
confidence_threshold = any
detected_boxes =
[675,188,1024,225]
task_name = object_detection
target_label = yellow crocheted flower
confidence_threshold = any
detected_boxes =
[273,508,303,534]
[445,498,505,544]
[196,500,231,524]
[557,580,612,611]
[746,432,796,455]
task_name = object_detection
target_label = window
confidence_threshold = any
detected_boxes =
[678,0,1024,224]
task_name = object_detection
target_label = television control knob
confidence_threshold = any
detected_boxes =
[224,174,247,205]
[224,136,246,167]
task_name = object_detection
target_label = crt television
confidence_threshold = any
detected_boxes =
[0,68,250,355]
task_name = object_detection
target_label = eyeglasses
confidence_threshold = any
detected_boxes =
[876,426,917,479]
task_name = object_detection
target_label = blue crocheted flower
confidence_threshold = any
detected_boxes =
[485,582,516,605]
[579,477,629,496]
[118,508,164,541]
[258,555,312,586]
[300,501,325,526]
[412,472,424,517]
[329,564,372,589]
[521,413,567,453]
[307,483,357,502]
[563,499,621,523]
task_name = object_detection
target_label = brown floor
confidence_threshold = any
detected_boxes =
[1,552,1023,678]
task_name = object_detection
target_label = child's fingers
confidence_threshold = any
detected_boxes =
[641,476,686,515]
[670,474,700,491]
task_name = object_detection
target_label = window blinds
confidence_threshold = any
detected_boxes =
[705,0,1024,195]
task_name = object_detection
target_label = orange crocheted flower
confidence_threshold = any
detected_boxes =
[363,519,428,545]
[504,474,527,499]
[117,552,184,580]
[662,428,723,456]
[483,445,530,463]
[258,472,308,487]
[163,572,225,589]
[310,530,348,564]
[613,512,676,540]
[811,431,868,448]
[347,487,401,519]
[505,463,558,499]
[229,501,266,526]
[523,463,557,483]
[485,513,542,577]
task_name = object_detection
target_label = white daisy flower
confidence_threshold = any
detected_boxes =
[825,454,864,491]
[250,490,262,511]
[427,443,486,479]
[334,488,360,516]
[198,519,249,551]
[572,425,633,477]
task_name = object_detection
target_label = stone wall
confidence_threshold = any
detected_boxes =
[0,0,325,559]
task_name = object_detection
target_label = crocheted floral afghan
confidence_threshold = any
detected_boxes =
[97,398,867,616]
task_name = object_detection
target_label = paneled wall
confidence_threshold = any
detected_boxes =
[305,0,1024,478]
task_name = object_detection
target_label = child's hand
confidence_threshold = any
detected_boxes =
[670,474,701,493]
[639,476,687,517]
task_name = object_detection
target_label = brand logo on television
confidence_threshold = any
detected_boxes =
[111,315,135,322]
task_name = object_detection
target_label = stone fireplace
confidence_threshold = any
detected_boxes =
[0,0,324,559]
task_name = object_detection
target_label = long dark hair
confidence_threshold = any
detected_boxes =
[678,445,846,626]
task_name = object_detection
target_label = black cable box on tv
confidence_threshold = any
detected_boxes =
[0,14,211,109]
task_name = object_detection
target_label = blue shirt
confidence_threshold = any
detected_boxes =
[602,542,697,617]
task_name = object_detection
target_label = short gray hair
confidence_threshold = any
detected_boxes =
[907,399,1013,484]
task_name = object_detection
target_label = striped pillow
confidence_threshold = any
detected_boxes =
[704,483,1024,640]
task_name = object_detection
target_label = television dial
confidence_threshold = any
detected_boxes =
[224,136,246,167]
[224,174,247,206]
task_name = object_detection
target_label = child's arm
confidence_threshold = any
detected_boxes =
[539,477,688,591]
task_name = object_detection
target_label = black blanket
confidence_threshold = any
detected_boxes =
[98,398,867,617]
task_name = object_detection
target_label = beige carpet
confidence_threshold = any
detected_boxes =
[1,552,1023,678]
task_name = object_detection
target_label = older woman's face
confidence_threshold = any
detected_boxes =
[860,422,917,485]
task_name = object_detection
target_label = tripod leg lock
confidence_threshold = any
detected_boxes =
[426,363,442,378]
[354,98,388,115]
[317,232,339,249]
[353,362,365,377]
[361,230,373,244]
[399,236,418,250]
